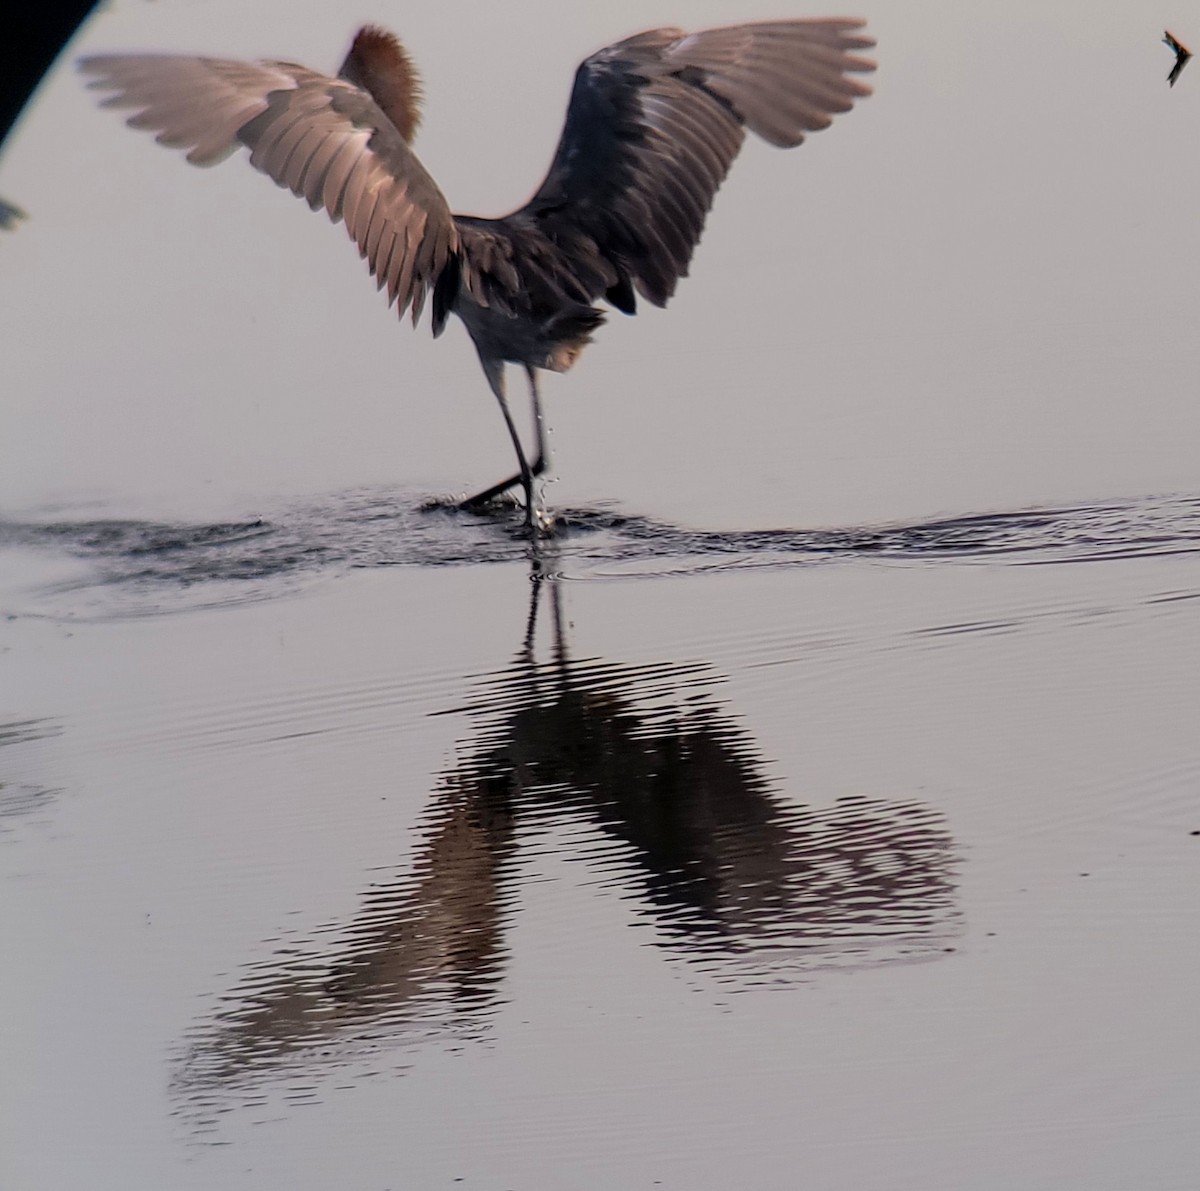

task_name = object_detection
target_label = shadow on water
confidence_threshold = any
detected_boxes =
[3,489,1200,617]
[170,555,960,1129]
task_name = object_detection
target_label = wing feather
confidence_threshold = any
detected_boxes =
[293,125,349,209]
[497,18,874,307]
[389,223,418,307]
[79,51,460,329]
[340,154,375,250]
[364,188,391,268]
[81,20,872,341]
[319,134,365,220]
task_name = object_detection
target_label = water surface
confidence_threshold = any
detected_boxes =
[3,1,1200,1187]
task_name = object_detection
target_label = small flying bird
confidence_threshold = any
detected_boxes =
[80,20,875,529]
[1164,30,1192,87]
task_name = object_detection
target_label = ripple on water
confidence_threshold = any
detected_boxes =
[3,489,1200,619]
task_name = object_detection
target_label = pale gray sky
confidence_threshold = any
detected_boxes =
[3,0,1198,527]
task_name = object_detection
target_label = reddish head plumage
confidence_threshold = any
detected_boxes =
[339,25,423,142]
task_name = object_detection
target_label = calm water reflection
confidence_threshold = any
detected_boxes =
[172,559,959,1124]
[5,487,1198,1187]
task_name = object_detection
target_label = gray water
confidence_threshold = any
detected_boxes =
[3,2,1199,1188]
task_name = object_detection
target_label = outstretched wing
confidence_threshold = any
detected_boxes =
[512,19,875,310]
[79,51,459,331]
[1164,31,1192,87]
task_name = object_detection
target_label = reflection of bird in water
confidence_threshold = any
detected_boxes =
[80,21,874,529]
[1164,31,1192,87]
[172,561,958,1123]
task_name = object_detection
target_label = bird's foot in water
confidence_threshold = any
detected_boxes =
[451,489,556,538]
[528,503,556,538]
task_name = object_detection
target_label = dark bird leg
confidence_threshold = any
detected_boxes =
[523,365,550,502]
[460,365,549,522]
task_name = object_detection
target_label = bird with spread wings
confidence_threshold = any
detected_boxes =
[81,21,875,529]
[1164,30,1192,87]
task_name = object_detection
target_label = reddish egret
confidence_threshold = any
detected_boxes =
[81,20,875,528]
[1164,31,1192,87]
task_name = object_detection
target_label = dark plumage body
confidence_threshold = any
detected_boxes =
[81,20,875,526]
[1164,30,1192,88]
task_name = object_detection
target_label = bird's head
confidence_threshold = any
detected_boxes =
[338,26,423,143]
